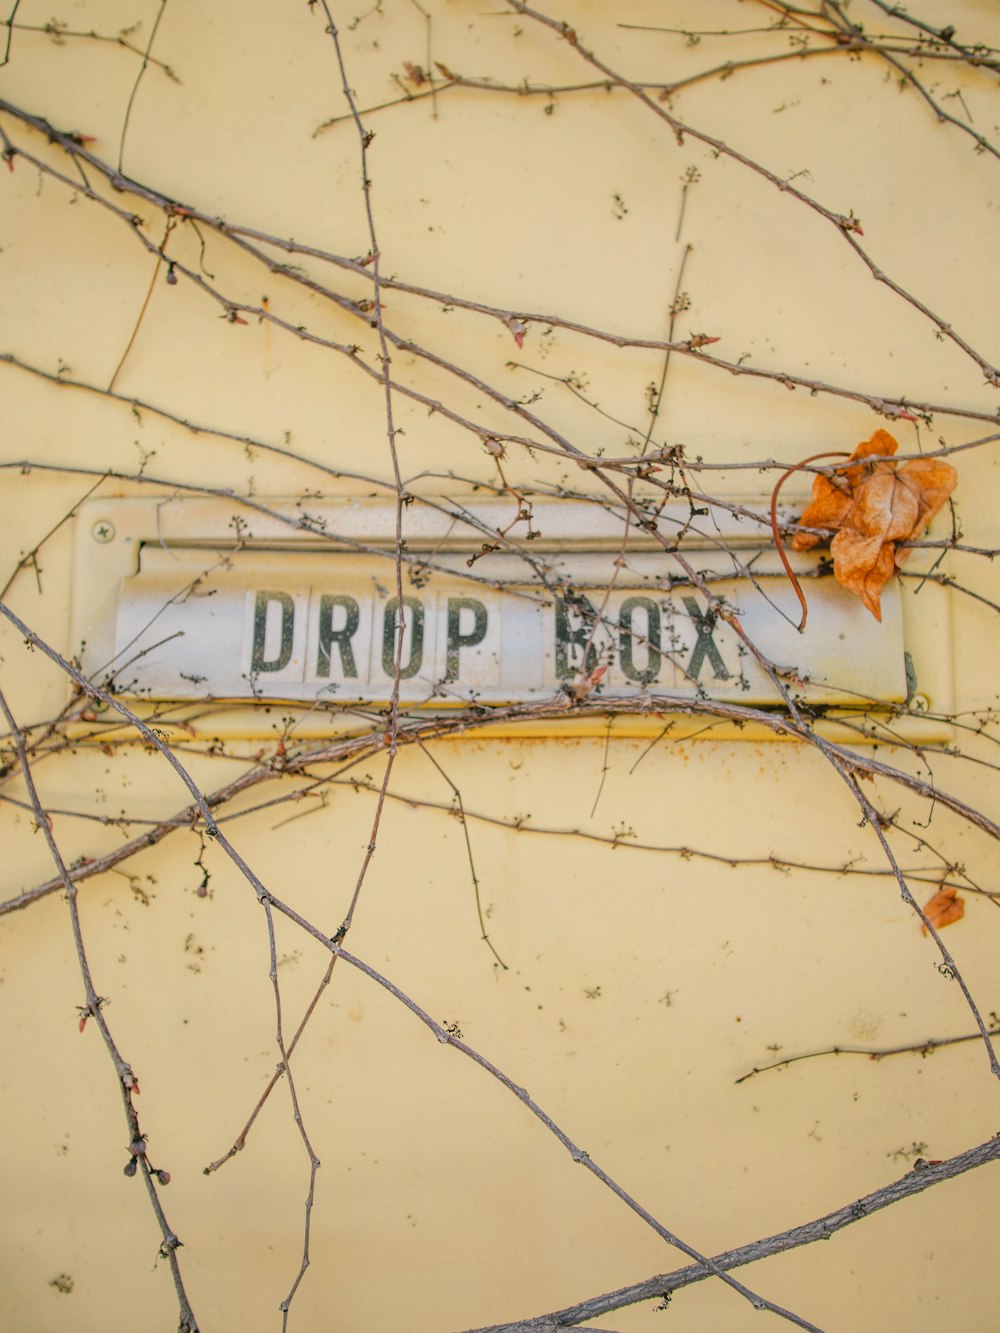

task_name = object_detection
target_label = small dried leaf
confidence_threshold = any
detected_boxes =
[920,886,964,935]
[893,458,959,567]
[791,430,957,620]
[790,474,853,551]
[832,530,897,620]
[840,428,898,485]
[832,469,920,621]
[505,317,527,349]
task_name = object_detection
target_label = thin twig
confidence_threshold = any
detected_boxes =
[459,1134,1000,1330]
[736,1026,1000,1083]
[117,0,168,173]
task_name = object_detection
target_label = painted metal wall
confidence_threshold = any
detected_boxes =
[1,3,998,1330]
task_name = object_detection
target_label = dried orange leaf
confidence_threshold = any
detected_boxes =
[841,428,898,483]
[920,886,964,935]
[893,458,958,568]
[790,474,853,551]
[832,469,920,621]
[790,430,897,553]
[791,430,957,621]
[832,531,897,621]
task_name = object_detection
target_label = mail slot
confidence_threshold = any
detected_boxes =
[70,496,949,733]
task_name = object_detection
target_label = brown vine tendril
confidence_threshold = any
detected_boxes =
[770,450,850,633]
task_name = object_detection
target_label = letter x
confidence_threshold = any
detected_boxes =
[682,597,730,681]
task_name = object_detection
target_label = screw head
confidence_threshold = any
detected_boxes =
[92,520,115,544]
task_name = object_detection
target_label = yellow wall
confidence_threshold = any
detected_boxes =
[1,3,998,1330]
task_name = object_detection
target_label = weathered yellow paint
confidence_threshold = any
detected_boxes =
[0,4,998,1332]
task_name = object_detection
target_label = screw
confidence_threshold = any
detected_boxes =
[910,693,930,714]
[92,520,115,544]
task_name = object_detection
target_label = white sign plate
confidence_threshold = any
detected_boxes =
[72,498,910,710]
